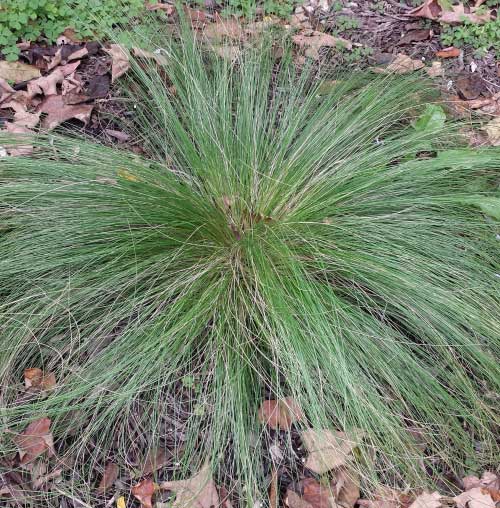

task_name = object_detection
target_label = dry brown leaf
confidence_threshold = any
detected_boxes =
[27,61,80,98]
[146,2,176,14]
[12,417,54,464]
[160,463,219,508]
[258,397,303,430]
[292,30,352,60]
[301,429,364,475]
[0,77,15,96]
[38,95,93,130]
[24,368,56,390]
[334,468,360,508]
[203,17,245,42]
[454,488,495,508]
[0,61,41,84]
[358,487,406,508]
[286,478,338,508]
[47,46,88,71]
[483,117,500,146]
[372,53,425,74]
[436,47,461,58]
[409,491,441,508]
[142,447,170,475]
[426,61,443,78]
[440,4,491,24]
[105,129,130,142]
[97,461,119,493]
[463,472,500,491]
[132,479,156,508]
[0,123,34,156]
[409,0,491,24]
[105,44,130,82]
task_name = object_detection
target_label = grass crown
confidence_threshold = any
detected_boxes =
[1,26,499,506]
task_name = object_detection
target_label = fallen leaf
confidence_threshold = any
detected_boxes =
[0,77,15,96]
[116,496,126,508]
[286,478,337,508]
[12,417,54,464]
[48,46,88,71]
[409,492,441,508]
[483,117,500,146]
[454,488,495,508]
[358,487,405,508]
[0,123,34,156]
[0,61,41,84]
[105,129,130,142]
[24,368,56,391]
[334,468,360,508]
[27,61,81,98]
[160,463,219,508]
[38,95,93,130]
[463,472,500,491]
[302,429,364,475]
[105,44,130,82]
[436,47,461,58]
[146,2,176,14]
[258,397,303,430]
[97,461,119,493]
[410,0,491,24]
[203,16,245,42]
[132,479,156,508]
[372,53,425,74]
[426,61,443,78]
[456,74,486,100]
[292,30,352,60]
[399,29,432,45]
[142,447,169,475]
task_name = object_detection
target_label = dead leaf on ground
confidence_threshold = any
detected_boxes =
[145,1,176,14]
[436,47,461,58]
[132,47,169,66]
[372,53,425,74]
[0,61,41,84]
[203,16,246,42]
[258,397,303,430]
[409,491,441,508]
[47,45,89,71]
[426,61,443,78]
[12,417,54,465]
[454,488,495,508]
[38,95,93,130]
[105,44,130,82]
[24,368,56,391]
[0,123,34,156]
[286,478,337,508]
[463,472,500,491]
[409,0,492,24]
[483,116,500,145]
[105,129,130,142]
[358,487,407,508]
[456,74,486,100]
[333,468,360,508]
[301,429,364,475]
[97,461,119,493]
[132,478,156,508]
[292,30,352,60]
[141,447,170,475]
[160,463,219,508]
[27,61,81,98]
[399,29,432,45]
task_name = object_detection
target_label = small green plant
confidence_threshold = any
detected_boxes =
[441,16,500,53]
[0,0,143,61]
[332,14,360,33]
[222,0,297,18]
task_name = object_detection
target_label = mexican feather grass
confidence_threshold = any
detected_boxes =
[1,23,499,505]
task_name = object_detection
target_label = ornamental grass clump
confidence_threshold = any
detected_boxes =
[0,27,499,505]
